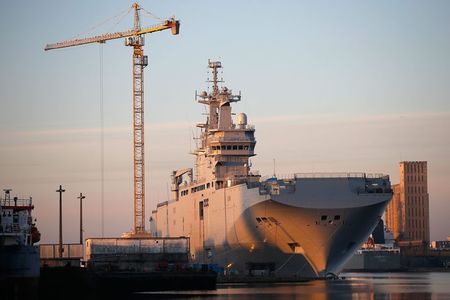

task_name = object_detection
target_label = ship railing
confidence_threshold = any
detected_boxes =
[0,225,30,235]
[357,248,401,254]
[0,197,33,207]
[294,172,387,179]
[261,172,388,181]
[229,124,255,131]
[208,136,254,143]
[356,186,392,194]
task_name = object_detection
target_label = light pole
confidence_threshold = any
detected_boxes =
[56,185,65,258]
[77,193,86,245]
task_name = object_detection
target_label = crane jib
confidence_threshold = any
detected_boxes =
[44,19,179,51]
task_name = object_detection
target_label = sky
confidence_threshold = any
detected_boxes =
[0,0,449,243]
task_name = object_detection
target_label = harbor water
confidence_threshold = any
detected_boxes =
[137,272,450,299]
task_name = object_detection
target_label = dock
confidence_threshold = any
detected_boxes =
[39,237,216,297]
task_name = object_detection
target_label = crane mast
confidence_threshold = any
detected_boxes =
[45,3,179,236]
[129,3,147,235]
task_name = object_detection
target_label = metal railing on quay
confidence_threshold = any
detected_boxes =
[39,243,83,259]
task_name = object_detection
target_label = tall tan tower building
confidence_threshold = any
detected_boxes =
[385,161,430,242]
[385,184,402,239]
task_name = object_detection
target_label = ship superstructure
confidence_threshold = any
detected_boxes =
[150,61,392,278]
[0,189,40,295]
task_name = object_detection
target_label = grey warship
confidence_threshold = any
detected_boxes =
[150,60,392,278]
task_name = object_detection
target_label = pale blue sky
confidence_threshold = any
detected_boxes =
[1,1,449,242]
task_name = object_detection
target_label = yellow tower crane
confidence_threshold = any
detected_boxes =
[45,3,180,237]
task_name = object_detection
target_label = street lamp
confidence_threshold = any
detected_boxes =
[77,193,86,245]
[56,185,65,258]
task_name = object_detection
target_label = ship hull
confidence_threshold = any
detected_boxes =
[0,245,40,299]
[221,198,390,277]
[151,176,391,278]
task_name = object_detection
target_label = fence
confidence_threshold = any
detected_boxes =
[39,243,83,259]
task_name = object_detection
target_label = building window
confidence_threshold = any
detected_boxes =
[199,201,204,220]
[321,215,327,221]
[233,145,238,150]
[227,145,232,150]
[334,215,341,220]
[239,145,243,150]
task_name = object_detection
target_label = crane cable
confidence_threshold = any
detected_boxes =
[70,6,132,40]
[104,6,133,33]
[140,7,162,21]
[67,4,163,42]
[99,43,105,237]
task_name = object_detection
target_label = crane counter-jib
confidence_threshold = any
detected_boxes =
[44,19,180,51]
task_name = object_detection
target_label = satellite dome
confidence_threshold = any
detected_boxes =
[237,113,247,126]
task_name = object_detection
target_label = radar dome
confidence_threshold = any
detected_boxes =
[237,113,248,126]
